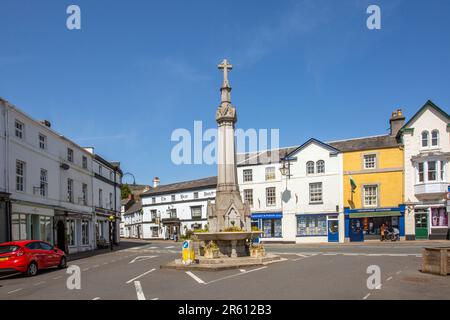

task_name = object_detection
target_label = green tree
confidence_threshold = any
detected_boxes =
[121,184,131,199]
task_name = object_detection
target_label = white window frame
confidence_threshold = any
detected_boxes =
[82,183,88,205]
[266,187,276,207]
[39,133,47,150]
[190,206,202,219]
[243,169,253,182]
[40,169,48,197]
[81,220,90,246]
[265,167,276,181]
[431,130,439,147]
[306,161,315,175]
[316,160,325,174]
[428,161,437,181]
[82,156,88,169]
[67,220,76,247]
[421,131,429,148]
[99,189,103,208]
[309,182,323,204]
[418,162,424,183]
[244,189,253,206]
[67,148,74,162]
[364,154,377,169]
[15,120,24,139]
[67,178,74,203]
[16,160,26,192]
[363,185,378,207]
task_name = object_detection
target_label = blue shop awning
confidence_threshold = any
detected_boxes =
[252,212,283,219]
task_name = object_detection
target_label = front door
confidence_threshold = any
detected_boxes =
[415,211,429,240]
[328,220,339,242]
[349,218,364,242]
[56,221,66,253]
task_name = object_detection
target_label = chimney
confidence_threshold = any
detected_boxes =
[153,177,160,188]
[389,109,405,137]
[40,120,51,128]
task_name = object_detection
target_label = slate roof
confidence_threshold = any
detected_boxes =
[236,146,298,166]
[140,176,217,197]
[328,135,400,152]
[123,201,142,215]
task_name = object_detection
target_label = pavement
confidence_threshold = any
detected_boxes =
[0,239,449,300]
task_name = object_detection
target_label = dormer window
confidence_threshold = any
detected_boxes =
[431,130,439,147]
[421,131,429,147]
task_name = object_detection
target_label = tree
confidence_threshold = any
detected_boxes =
[121,184,131,199]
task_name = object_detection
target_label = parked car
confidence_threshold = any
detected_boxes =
[0,240,67,277]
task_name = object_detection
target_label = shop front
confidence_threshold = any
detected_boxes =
[414,205,448,240]
[10,203,54,244]
[162,218,181,240]
[296,213,340,243]
[251,212,282,240]
[345,206,405,242]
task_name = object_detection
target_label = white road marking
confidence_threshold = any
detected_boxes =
[186,271,206,284]
[396,270,402,275]
[207,266,268,285]
[134,281,146,300]
[388,254,407,257]
[165,246,175,249]
[322,253,338,256]
[93,265,100,268]
[92,297,101,300]
[7,288,23,294]
[129,256,157,264]
[295,254,308,258]
[386,276,393,282]
[239,269,246,273]
[53,276,63,280]
[363,293,371,300]
[126,268,156,284]
[82,268,90,272]
[343,253,360,256]
[151,298,159,300]
[0,273,20,279]
[34,281,46,286]
[375,284,382,290]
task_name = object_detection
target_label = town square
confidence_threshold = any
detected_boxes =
[0,0,450,309]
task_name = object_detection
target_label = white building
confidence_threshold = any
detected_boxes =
[140,177,217,239]
[0,97,122,253]
[121,185,151,239]
[237,139,344,243]
[400,100,450,240]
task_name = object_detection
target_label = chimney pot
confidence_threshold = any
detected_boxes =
[153,177,160,188]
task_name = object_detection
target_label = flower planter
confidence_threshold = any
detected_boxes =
[204,248,220,259]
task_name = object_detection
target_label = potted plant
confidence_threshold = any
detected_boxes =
[249,243,266,258]
[204,241,220,259]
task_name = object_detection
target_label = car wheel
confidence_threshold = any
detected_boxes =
[27,262,38,277]
[58,256,67,269]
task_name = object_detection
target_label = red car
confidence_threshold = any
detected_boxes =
[0,240,67,277]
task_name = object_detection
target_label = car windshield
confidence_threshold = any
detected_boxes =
[0,245,20,254]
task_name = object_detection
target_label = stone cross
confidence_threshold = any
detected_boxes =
[218,59,233,85]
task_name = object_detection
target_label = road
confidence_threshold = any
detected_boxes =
[0,240,449,300]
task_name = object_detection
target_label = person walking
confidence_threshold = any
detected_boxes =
[380,223,386,241]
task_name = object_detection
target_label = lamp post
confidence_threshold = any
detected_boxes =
[279,158,292,188]
[123,172,136,185]
[108,215,115,251]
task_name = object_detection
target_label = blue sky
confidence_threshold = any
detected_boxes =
[1,0,449,185]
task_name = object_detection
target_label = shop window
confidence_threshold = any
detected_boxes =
[39,216,52,243]
[297,215,327,236]
[11,213,28,240]
[81,220,90,245]
[261,219,282,238]
[67,220,76,246]
[431,208,448,227]
[363,185,378,207]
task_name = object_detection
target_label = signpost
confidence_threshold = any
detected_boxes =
[181,240,195,265]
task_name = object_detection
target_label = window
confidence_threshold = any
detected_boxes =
[109,193,113,209]
[297,215,327,236]
[193,192,199,199]
[39,217,52,243]
[171,195,176,202]
[99,165,103,175]
[266,187,276,206]
[169,209,177,219]
[11,213,28,240]
[67,148,74,162]
[418,163,424,183]
[431,130,439,147]
[67,220,76,246]
[316,160,325,174]
[431,208,448,227]
[243,169,253,182]
[109,170,113,181]
[260,219,282,238]
[191,206,202,219]
[364,154,376,169]
[421,131,429,147]
[309,183,323,203]
[441,161,445,181]
[363,185,378,207]
[82,183,88,205]
[428,161,437,181]
[306,161,315,175]
[265,167,276,181]
[40,169,48,197]
[152,197,156,204]
[39,242,53,251]
[39,134,47,150]
[81,220,89,245]
[82,156,88,169]
[99,189,103,207]
[244,189,253,206]
[67,179,74,202]
[16,160,25,192]
[151,210,157,222]
[15,120,24,139]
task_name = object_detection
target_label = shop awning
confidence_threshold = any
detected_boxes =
[349,210,401,219]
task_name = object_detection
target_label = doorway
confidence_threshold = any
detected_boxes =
[56,220,66,253]
[328,220,339,242]
[415,209,429,240]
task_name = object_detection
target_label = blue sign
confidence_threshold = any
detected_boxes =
[252,212,282,219]
[345,206,404,214]
[182,241,189,249]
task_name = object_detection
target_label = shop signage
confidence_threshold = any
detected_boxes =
[252,212,282,219]
[346,207,401,214]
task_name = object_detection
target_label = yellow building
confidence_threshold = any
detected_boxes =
[329,110,405,242]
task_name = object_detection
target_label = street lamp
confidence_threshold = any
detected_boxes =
[279,158,292,189]
[123,172,136,185]
[108,215,116,251]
